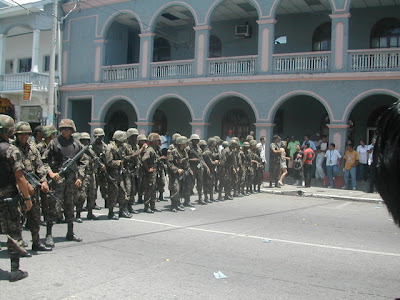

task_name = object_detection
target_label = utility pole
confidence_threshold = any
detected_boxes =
[47,0,58,125]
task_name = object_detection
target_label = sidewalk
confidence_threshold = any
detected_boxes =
[261,177,382,203]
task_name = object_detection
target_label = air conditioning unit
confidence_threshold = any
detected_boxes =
[235,25,251,38]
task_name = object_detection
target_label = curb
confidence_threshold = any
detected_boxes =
[261,188,382,204]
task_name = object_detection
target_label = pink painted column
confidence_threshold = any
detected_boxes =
[327,124,349,155]
[257,19,276,74]
[135,121,153,135]
[330,13,350,72]
[190,122,209,139]
[193,26,211,77]
[139,33,155,80]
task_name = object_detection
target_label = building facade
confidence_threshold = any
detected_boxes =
[0,0,59,128]
[58,0,399,162]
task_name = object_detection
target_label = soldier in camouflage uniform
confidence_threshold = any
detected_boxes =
[155,143,167,202]
[42,119,86,244]
[104,131,131,220]
[167,136,191,212]
[231,137,241,198]
[75,132,100,222]
[242,142,253,195]
[137,134,148,204]
[91,128,108,208]
[36,125,57,226]
[188,134,208,205]
[141,133,162,213]
[217,141,229,200]
[223,140,239,200]
[13,122,52,252]
[167,133,181,154]
[237,143,247,197]
[253,143,264,193]
[0,114,32,281]
[201,138,219,203]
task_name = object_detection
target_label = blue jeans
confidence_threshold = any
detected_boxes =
[326,165,338,187]
[344,167,357,189]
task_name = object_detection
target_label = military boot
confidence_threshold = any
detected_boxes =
[204,194,212,204]
[183,197,194,207]
[45,225,55,248]
[158,192,167,201]
[198,194,207,205]
[127,202,138,214]
[257,185,261,193]
[119,204,132,218]
[31,233,52,252]
[9,258,28,282]
[108,208,119,220]
[87,209,99,220]
[217,192,223,201]
[66,223,82,242]
[138,195,144,204]
[75,212,83,223]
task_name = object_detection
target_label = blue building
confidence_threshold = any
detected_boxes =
[55,0,400,162]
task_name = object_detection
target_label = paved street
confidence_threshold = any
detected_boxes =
[1,192,400,300]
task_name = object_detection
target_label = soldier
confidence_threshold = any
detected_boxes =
[269,135,282,188]
[76,132,100,222]
[250,140,262,193]
[217,141,229,201]
[202,138,219,203]
[242,142,253,195]
[104,130,131,220]
[12,122,52,252]
[36,125,57,227]
[168,133,181,154]
[231,137,241,198]
[136,134,148,204]
[42,119,86,244]
[155,141,167,202]
[237,143,247,197]
[141,133,162,213]
[91,128,108,208]
[167,136,191,211]
[188,134,209,205]
[32,125,43,146]
[0,114,32,281]
[224,140,239,200]
[125,128,141,213]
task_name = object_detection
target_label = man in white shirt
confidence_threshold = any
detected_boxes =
[315,135,328,180]
[325,143,342,188]
[256,136,266,163]
[356,139,369,181]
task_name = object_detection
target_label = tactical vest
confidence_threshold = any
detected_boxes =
[0,141,16,188]
[53,136,80,162]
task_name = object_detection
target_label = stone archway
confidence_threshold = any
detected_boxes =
[103,100,138,142]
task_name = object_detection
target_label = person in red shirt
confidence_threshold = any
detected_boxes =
[302,142,315,187]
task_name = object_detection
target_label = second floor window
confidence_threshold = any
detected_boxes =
[44,55,58,72]
[312,22,331,51]
[371,18,400,49]
[209,35,222,58]
[153,37,171,62]
[19,58,32,73]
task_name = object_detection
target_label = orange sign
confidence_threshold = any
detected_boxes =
[23,83,33,101]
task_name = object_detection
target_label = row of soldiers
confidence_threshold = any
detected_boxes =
[0,114,265,282]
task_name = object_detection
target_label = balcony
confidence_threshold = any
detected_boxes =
[349,49,400,71]
[102,64,139,82]
[208,56,257,76]
[273,52,331,73]
[0,72,50,92]
[151,60,194,79]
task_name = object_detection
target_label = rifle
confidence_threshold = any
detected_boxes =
[24,171,60,203]
[190,146,205,169]
[87,146,116,183]
[48,145,89,187]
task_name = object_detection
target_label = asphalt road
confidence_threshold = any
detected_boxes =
[1,193,400,300]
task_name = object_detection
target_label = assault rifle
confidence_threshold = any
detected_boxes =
[87,146,116,183]
[48,145,89,187]
[190,146,205,169]
[24,171,60,202]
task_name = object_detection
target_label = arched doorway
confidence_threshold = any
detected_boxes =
[207,96,256,140]
[348,94,397,144]
[150,98,192,137]
[104,100,138,142]
[273,95,330,142]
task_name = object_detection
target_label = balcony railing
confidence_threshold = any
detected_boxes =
[102,64,139,82]
[208,56,257,76]
[151,60,193,79]
[349,49,400,71]
[0,72,50,91]
[273,52,331,73]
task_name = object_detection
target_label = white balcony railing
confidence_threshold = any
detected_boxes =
[273,52,331,73]
[151,60,193,79]
[102,64,139,82]
[0,72,50,91]
[349,49,400,71]
[208,56,257,76]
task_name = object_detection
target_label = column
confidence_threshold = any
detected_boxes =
[330,13,350,72]
[0,33,6,74]
[139,33,155,80]
[327,124,349,155]
[190,122,210,139]
[135,121,153,135]
[256,19,276,74]
[31,29,40,73]
[254,123,275,170]
[94,39,105,82]
[193,26,211,77]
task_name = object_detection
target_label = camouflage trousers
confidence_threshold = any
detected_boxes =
[143,171,157,209]
[269,160,281,184]
[107,173,128,209]
[40,190,57,225]
[53,173,78,223]
[246,167,254,189]
[0,195,23,258]
[95,172,108,201]
[125,173,140,203]
[255,164,264,185]
[191,166,203,196]
[76,174,96,212]
[203,170,215,198]
[156,170,165,194]
[236,168,246,192]
[224,169,235,196]
[26,191,41,242]
[169,175,180,207]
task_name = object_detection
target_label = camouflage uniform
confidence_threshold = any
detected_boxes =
[141,140,161,212]
[238,147,247,196]
[222,142,238,200]
[92,140,108,205]
[217,142,229,200]
[155,147,166,201]
[202,141,218,202]
[125,141,141,206]
[188,135,205,203]
[242,143,254,194]
[269,141,281,186]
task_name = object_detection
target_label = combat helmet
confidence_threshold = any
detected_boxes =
[172,133,181,143]
[176,136,188,145]
[127,128,139,138]
[207,137,217,146]
[246,135,253,141]
[243,141,250,148]
[137,134,147,142]
[229,139,239,148]
[93,128,105,137]
[59,119,76,132]
[113,130,126,142]
[0,114,15,136]
[222,141,229,148]
[14,121,32,134]
[80,132,90,140]
[42,125,57,138]
[250,140,258,147]
[189,134,200,141]
[148,133,161,142]
[72,132,81,140]
[199,140,207,147]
